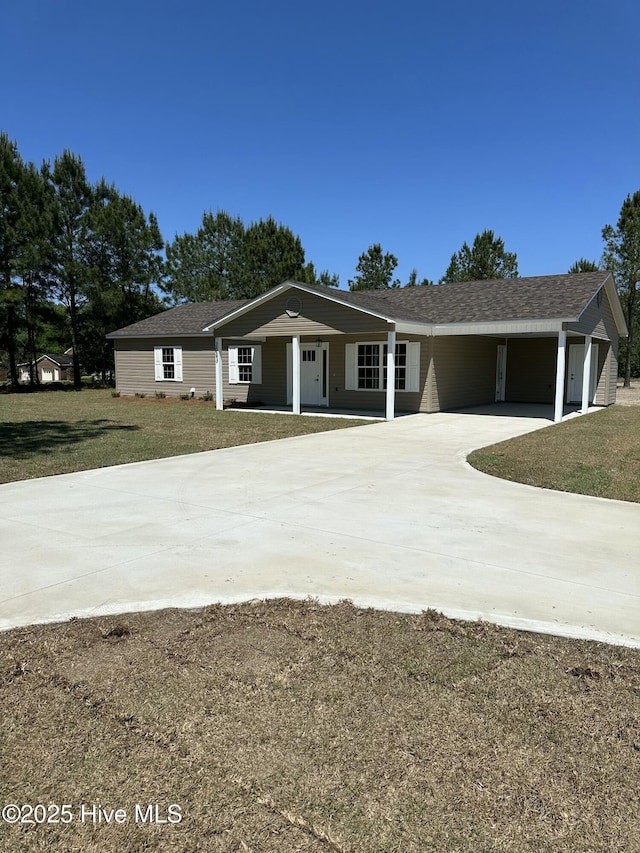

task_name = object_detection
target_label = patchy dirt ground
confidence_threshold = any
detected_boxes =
[616,380,640,405]
[1,600,640,853]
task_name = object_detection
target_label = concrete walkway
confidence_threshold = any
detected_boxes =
[1,407,639,646]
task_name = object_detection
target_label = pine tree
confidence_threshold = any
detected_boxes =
[603,191,640,385]
[83,182,165,377]
[48,150,95,388]
[164,210,244,303]
[0,133,25,388]
[568,258,599,273]
[232,216,305,299]
[348,244,400,291]
[441,230,518,283]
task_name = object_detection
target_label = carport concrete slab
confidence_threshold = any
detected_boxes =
[1,408,639,647]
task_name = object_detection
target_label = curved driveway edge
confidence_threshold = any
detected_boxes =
[1,410,639,647]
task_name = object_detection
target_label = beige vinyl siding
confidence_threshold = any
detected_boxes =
[568,287,618,341]
[594,343,608,406]
[594,341,617,406]
[115,337,217,397]
[233,333,429,415]
[566,286,619,404]
[605,340,618,405]
[328,333,429,414]
[505,338,557,404]
[115,337,261,401]
[216,291,389,338]
[429,336,498,411]
[246,338,287,406]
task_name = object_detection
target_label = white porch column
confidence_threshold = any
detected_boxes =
[581,335,593,414]
[292,335,301,415]
[386,329,396,421]
[215,337,223,411]
[554,329,567,423]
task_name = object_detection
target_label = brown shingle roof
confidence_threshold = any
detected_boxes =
[107,273,612,337]
[276,273,611,324]
[106,300,248,338]
[359,272,610,324]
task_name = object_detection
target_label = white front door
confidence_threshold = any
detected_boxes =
[300,347,320,404]
[567,343,599,403]
[495,344,507,402]
[287,343,329,406]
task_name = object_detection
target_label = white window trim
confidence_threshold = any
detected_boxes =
[228,343,262,385]
[154,346,183,382]
[345,341,420,393]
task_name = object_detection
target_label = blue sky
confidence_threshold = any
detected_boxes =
[3,0,639,288]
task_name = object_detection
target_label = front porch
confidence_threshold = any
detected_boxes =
[224,403,398,420]
[215,330,404,421]
[223,401,604,423]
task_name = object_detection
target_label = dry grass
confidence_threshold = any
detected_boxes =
[1,599,639,852]
[468,405,640,503]
[0,389,370,484]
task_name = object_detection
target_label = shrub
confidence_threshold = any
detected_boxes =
[111,390,120,398]
[200,391,214,401]
[155,391,166,399]
[179,393,190,400]
[135,392,146,398]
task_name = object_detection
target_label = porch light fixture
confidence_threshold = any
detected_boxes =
[315,337,323,348]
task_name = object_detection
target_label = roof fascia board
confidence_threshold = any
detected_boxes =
[571,273,627,338]
[106,332,213,340]
[204,281,396,331]
[432,319,565,336]
[395,321,434,336]
[106,332,268,342]
[601,273,629,336]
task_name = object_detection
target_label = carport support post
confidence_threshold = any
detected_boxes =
[581,335,593,414]
[554,329,566,423]
[215,337,223,411]
[292,335,301,415]
[386,329,396,421]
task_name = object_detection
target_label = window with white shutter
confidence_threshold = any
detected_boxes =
[345,341,420,392]
[228,344,262,384]
[154,346,183,381]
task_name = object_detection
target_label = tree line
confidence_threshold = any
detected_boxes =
[0,134,164,389]
[1,132,638,387]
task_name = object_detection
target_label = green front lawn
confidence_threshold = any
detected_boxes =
[0,389,369,484]
[469,405,640,503]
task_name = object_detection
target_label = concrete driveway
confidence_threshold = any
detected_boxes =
[1,407,638,646]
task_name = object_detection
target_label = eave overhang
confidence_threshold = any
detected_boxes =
[597,274,628,337]
[106,331,213,340]
[431,319,566,336]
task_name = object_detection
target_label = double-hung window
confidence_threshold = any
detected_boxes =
[154,346,183,381]
[237,346,254,382]
[346,341,419,392]
[383,342,407,390]
[356,344,380,389]
[228,344,262,384]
